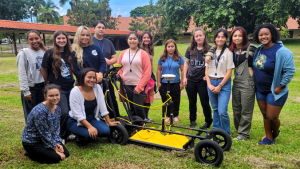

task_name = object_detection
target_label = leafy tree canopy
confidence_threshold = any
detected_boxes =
[66,0,118,29]
[130,6,149,17]
[158,0,300,34]
[0,0,29,21]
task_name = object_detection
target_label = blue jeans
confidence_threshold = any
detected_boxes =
[67,115,110,141]
[207,79,231,134]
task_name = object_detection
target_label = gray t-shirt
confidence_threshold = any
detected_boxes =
[23,48,45,83]
[92,37,116,69]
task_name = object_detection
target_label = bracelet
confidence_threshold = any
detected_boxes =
[219,83,223,87]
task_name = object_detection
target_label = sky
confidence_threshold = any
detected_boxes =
[50,0,157,17]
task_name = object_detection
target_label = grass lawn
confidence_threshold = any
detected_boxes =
[0,43,300,168]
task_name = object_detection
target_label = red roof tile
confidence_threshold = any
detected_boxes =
[0,19,132,35]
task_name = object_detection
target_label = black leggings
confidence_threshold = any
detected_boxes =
[159,82,181,117]
[124,85,146,119]
[23,142,69,164]
[186,80,212,124]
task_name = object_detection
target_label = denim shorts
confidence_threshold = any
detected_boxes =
[256,90,288,107]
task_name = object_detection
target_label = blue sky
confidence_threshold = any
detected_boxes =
[24,0,158,22]
[54,0,158,17]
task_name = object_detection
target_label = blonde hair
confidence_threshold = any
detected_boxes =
[72,26,93,68]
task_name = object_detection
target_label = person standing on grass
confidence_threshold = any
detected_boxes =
[182,28,213,128]
[157,39,184,123]
[41,30,75,143]
[17,30,47,122]
[92,20,120,118]
[22,84,69,164]
[140,31,155,121]
[252,24,295,145]
[117,31,152,120]
[72,26,106,83]
[205,27,257,140]
[67,68,120,146]
[205,28,234,134]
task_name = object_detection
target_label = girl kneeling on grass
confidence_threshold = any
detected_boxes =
[156,39,184,123]
[205,29,234,134]
[67,68,120,146]
[252,23,295,145]
[41,30,75,142]
[22,84,69,164]
[17,30,48,122]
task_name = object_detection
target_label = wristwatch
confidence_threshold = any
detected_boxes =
[279,84,286,89]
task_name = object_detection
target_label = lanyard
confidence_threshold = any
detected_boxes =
[129,48,140,72]
[93,37,104,54]
[214,52,219,76]
[167,56,174,73]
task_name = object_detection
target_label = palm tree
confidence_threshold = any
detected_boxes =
[38,0,60,24]
[28,0,46,22]
[59,0,79,10]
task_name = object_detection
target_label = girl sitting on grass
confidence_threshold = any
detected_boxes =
[22,84,69,164]
[67,68,120,146]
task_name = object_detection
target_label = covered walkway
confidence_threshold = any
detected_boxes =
[0,20,132,55]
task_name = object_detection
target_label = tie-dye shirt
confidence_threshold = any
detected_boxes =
[22,103,62,149]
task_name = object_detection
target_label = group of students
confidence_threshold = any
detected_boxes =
[17,21,295,163]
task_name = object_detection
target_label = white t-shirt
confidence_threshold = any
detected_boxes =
[24,48,45,83]
[205,48,235,78]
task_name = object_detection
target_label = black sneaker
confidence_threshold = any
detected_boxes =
[199,123,211,129]
[190,121,197,128]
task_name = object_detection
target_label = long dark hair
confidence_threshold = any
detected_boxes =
[160,39,181,62]
[51,30,74,80]
[253,23,280,44]
[190,28,211,56]
[229,27,250,51]
[127,31,140,48]
[214,28,228,61]
[140,31,154,56]
[26,30,47,51]
[76,68,97,86]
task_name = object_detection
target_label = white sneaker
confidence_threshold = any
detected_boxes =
[174,116,179,123]
[67,134,76,140]
[165,117,170,122]
[62,139,66,145]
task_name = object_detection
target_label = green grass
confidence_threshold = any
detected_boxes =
[1,43,300,168]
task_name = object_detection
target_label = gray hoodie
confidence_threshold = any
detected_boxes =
[16,48,45,96]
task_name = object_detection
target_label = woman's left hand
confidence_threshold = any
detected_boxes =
[274,86,283,94]
[212,85,221,94]
[108,121,121,126]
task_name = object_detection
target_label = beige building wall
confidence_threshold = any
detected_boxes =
[292,30,300,38]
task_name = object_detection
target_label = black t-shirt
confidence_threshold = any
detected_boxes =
[185,46,206,82]
[92,37,116,71]
[233,51,253,67]
[42,49,75,91]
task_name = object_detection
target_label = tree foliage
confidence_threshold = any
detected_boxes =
[0,0,29,21]
[37,0,60,24]
[130,6,149,17]
[28,0,46,22]
[66,0,118,29]
[159,0,300,34]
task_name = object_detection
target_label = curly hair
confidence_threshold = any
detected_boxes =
[253,23,280,44]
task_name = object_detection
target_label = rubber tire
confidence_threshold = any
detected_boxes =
[108,124,128,145]
[194,140,223,166]
[209,129,232,151]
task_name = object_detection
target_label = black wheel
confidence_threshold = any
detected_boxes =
[209,129,232,151]
[194,140,223,166]
[108,124,128,145]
